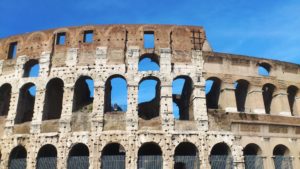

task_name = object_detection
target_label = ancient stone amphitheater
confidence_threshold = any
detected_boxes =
[0,24,299,169]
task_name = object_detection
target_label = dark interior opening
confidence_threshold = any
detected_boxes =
[72,76,94,112]
[235,80,249,112]
[138,142,162,156]
[262,83,275,114]
[43,78,64,120]
[0,83,11,116]
[287,85,298,116]
[206,77,221,109]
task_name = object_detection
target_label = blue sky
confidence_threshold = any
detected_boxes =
[1,0,300,64]
[2,0,300,118]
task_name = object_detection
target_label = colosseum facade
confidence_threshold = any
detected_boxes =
[0,24,299,169]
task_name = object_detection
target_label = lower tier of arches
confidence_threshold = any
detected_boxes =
[0,132,298,169]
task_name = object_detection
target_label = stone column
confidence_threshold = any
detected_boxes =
[0,60,3,76]
[293,96,300,116]
[38,51,51,77]
[245,85,265,114]
[90,80,105,132]
[30,86,46,134]
[4,83,19,136]
[232,144,245,169]
[270,89,291,116]
[15,55,28,78]
[219,82,237,113]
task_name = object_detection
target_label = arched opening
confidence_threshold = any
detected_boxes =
[138,54,160,71]
[67,143,89,169]
[172,76,193,120]
[174,142,199,169]
[273,144,293,169]
[72,76,94,112]
[138,77,160,120]
[15,83,36,124]
[258,63,271,76]
[209,143,233,169]
[104,75,127,113]
[9,145,27,169]
[262,83,276,114]
[36,144,57,169]
[206,77,221,109]
[101,143,125,169]
[243,144,263,169]
[235,80,249,112]
[0,83,12,116]
[287,85,298,116]
[23,59,39,77]
[43,78,64,120]
[138,142,162,169]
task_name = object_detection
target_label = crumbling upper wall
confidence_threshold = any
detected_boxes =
[0,24,207,65]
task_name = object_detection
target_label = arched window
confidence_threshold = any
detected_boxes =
[23,59,39,77]
[138,142,162,169]
[273,145,293,169]
[206,77,221,109]
[43,78,64,120]
[0,83,12,116]
[287,85,298,116]
[67,143,89,169]
[36,144,57,169]
[172,76,193,120]
[101,143,125,169]
[72,76,94,112]
[209,143,233,169]
[235,80,249,112]
[15,83,36,124]
[9,145,27,169]
[258,63,271,76]
[174,142,199,169]
[262,83,276,114]
[138,54,160,71]
[138,77,160,120]
[104,75,127,113]
[243,144,263,169]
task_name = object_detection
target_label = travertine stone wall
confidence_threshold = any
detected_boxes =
[0,25,299,169]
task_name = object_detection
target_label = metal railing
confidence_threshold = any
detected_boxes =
[67,156,89,169]
[9,158,27,169]
[209,155,234,169]
[273,156,293,169]
[36,157,57,169]
[138,155,163,169]
[101,155,125,169]
[244,155,264,169]
[174,155,200,169]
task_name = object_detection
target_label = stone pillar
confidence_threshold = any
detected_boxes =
[0,60,3,76]
[4,83,19,136]
[90,80,104,132]
[160,48,173,132]
[219,82,237,113]
[293,96,300,116]
[245,85,265,114]
[232,144,245,169]
[30,86,46,134]
[15,55,28,78]
[39,51,51,77]
[126,83,138,131]
[270,89,291,116]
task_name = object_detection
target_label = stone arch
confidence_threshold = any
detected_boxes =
[138,76,161,120]
[243,143,264,169]
[0,83,12,116]
[138,142,163,169]
[104,75,127,113]
[262,83,276,114]
[72,76,94,112]
[206,77,222,109]
[235,79,249,112]
[273,144,293,169]
[209,142,233,169]
[101,143,126,169]
[174,142,199,169]
[9,145,27,169]
[287,85,298,116]
[67,143,89,169]
[36,144,57,169]
[258,62,272,76]
[23,59,39,77]
[172,76,194,120]
[138,53,160,71]
[43,78,64,120]
[15,82,36,124]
